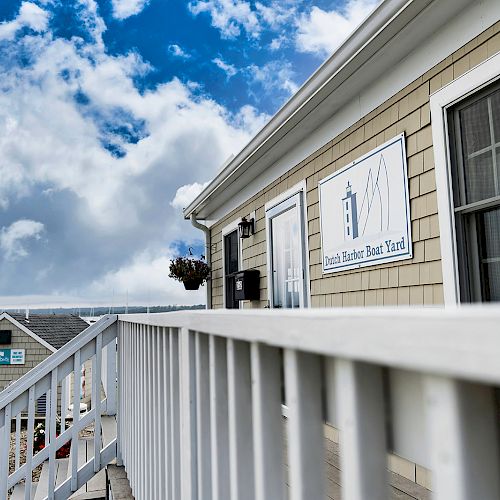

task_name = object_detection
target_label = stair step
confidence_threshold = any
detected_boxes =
[33,462,49,500]
[101,416,116,447]
[10,482,37,500]
[67,492,106,500]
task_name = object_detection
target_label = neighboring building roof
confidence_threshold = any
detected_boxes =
[3,313,89,350]
[183,0,483,221]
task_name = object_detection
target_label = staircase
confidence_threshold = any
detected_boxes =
[0,316,118,500]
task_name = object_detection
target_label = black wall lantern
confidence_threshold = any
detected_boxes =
[238,217,255,239]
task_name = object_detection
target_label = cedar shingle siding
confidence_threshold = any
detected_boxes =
[209,22,500,309]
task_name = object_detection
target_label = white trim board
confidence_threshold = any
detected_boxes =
[430,52,500,306]
[0,313,57,353]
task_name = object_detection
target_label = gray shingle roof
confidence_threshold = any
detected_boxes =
[8,313,89,350]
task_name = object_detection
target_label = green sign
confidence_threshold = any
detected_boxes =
[0,349,25,365]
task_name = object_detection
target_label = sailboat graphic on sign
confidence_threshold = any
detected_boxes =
[342,154,390,241]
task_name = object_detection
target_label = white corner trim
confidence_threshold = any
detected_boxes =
[430,52,500,306]
[0,313,57,353]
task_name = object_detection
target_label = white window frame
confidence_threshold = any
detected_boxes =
[431,52,500,305]
[265,181,311,308]
[221,219,243,309]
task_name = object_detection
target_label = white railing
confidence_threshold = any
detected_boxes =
[0,314,118,500]
[117,307,500,500]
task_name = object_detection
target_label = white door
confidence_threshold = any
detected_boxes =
[267,192,308,308]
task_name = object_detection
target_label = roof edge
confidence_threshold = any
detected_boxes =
[0,312,57,353]
[183,0,425,219]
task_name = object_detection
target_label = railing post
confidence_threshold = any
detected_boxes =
[0,403,11,499]
[180,327,198,500]
[424,376,500,500]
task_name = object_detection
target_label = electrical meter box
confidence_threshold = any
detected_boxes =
[234,270,260,301]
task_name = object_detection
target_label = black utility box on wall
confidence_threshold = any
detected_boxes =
[234,270,260,301]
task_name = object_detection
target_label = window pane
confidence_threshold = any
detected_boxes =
[460,98,490,155]
[478,207,500,301]
[491,90,500,141]
[224,230,239,274]
[271,206,301,309]
[464,151,496,203]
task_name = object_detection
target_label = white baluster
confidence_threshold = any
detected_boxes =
[333,359,387,500]
[227,339,254,500]
[71,350,81,491]
[93,333,103,472]
[251,343,284,500]
[284,349,324,500]
[25,386,35,500]
[424,376,500,500]
[15,412,21,471]
[48,368,58,499]
[196,332,211,500]
[169,327,181,500]
[180,327,197,500]
[209,335,230,500]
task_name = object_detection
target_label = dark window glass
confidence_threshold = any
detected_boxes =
[451,84,500,302]
[224,230,239,308]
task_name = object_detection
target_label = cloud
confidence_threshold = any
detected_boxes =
[295,1,379,57]
[171,182,210,210]
[188,0,261,39]
[213,57,237,78]
[0,220,44,260]
[0,1,268,305]
[168,44,191,59]
[247,60,298,96]
[0,2,50,41]
[111,0,150,20]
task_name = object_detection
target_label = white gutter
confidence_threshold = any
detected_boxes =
[184,0,436,220]
[190,214,212,309]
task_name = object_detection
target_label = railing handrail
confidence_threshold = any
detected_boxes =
[118,306,500,385]
[0,314,117,409]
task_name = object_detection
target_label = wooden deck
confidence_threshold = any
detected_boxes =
[322,437,430,500]
[284,428,431,500]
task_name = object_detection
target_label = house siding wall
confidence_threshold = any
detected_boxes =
[209,21,500,309]
[0,318,52,392]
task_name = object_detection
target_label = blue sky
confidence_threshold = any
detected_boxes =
[0,0,378,307]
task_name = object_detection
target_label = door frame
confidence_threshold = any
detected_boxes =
[221,219,243,309]
[265,181,310,308]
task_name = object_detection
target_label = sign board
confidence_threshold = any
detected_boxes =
[319,134,412,273]
[0,349,25,365]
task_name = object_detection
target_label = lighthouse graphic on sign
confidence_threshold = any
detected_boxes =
[342,181,358,240]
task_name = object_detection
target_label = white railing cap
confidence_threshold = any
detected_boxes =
[119,306,500,385]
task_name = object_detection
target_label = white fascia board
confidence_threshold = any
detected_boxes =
[0,312,57,353]
[186,0,499,223]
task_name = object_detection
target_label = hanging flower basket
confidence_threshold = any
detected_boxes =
[169,256,210,291]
